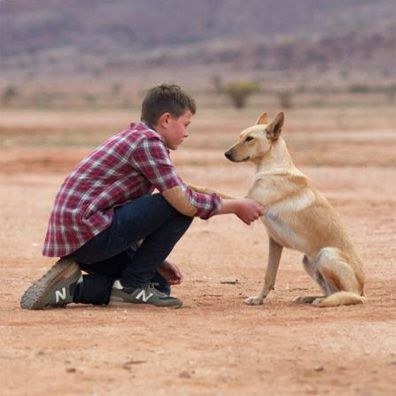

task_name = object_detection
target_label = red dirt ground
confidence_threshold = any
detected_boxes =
[1,118,395,395]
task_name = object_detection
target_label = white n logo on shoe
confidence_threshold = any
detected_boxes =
[136,289,153,303]
[55,287,67,303]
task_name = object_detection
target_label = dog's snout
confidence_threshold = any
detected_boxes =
[224,150,232,160]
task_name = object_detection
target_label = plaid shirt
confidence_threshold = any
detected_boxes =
[43,122,222,257]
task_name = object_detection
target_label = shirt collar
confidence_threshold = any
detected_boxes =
[130,121,165,143]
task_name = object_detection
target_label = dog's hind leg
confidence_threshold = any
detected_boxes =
[245,238,283,305]
[293,255,326,304]
[310,248,365,307]
[314,291,366,307]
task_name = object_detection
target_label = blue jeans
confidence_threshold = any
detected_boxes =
[68,194,193,305]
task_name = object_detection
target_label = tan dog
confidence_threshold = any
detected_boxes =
[224,112,365,307]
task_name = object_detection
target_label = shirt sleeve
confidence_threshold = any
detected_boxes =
[129,137,222,219]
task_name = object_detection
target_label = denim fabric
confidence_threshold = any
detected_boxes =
[68,193,193,305]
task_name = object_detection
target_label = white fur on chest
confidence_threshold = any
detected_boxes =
[260,188,316,252]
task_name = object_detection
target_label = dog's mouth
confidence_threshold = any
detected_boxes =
[233,156,250,162]
[224,151,250,162]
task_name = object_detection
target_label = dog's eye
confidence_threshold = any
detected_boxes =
[245,136,255,142]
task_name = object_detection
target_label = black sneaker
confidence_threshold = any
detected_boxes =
[110,280,182,308]
[20,258,81,310]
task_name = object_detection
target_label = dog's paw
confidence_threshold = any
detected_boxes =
[293,295,323,304]
[293,296,316,304]
[312,297,324,306]
[244,296,264,306]
[293,296,306,304]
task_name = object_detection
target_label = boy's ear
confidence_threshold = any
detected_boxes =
[158,112,172,127]
[266,112,284,141]
[256,112,268,125]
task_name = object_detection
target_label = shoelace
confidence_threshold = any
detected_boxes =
[147,283,168,297]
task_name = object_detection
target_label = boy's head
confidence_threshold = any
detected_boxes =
[141,84,196,127]
[141,84,196,150]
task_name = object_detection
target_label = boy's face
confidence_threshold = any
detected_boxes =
[157,110,193,150]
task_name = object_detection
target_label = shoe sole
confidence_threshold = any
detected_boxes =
[109,297,183,309]
[20,258,81,310]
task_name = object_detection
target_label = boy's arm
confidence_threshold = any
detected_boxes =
[162,185,264,225]
[162,186,198,217]
[130,137,222,219]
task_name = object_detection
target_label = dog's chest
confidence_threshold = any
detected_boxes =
[259,190,316,251]
[261,212,296,249]
[248,176,315,250]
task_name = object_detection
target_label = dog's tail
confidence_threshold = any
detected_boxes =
[318,291,366,308]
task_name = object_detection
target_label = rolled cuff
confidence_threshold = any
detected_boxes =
[197,194,223,220]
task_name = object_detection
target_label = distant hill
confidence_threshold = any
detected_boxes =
[1,0,395,80]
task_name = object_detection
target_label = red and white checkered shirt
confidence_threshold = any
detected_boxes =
[43,122,222,257]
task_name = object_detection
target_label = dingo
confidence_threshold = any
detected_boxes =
[224,112,365,307]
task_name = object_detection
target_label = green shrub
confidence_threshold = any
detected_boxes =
[277,90,293,109]
[1,85,18,105]
[222,81,261,109]
[349,84,371,93]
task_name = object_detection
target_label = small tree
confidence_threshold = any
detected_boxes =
[223,81,260,109]
[1,85,18,105]
[277,90,293,109]
[211,74,223,94]
[111,82,122,95]
[385,84,396,103]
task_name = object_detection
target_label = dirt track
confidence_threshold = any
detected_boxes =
[1,109,396,395]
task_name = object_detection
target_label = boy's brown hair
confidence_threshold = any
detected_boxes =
[141,84,196,127]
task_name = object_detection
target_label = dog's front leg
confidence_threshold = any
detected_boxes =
[188,184,236,200]
[245,237,283,305]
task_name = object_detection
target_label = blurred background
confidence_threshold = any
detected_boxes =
[1,0,395,111]
[1,0,395,171]
[1,0,395,169]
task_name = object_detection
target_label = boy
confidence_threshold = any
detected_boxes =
[21,84,263,310]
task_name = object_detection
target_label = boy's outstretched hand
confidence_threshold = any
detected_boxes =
[157,260,184,285]
[216,198,264,225]
[233,198,265,225]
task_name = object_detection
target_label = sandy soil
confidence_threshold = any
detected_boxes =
[1,110,395,395]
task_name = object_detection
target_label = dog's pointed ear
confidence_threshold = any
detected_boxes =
[266,112,284,141]
[256,112,268,125]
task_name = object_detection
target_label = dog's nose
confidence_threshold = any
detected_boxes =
[224,150,232,160]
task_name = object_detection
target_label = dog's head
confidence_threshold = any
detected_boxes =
[224,112,284,163]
